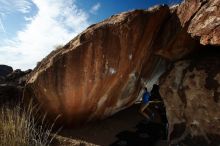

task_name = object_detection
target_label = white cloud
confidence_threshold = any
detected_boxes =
[0,0,32,14]
[0,0,90,70]
[24,16,33,21]
[0,16,6,33]
[90,3,101,14]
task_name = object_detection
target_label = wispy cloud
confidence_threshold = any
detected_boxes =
[24,16,34,21]
[90,3,101,14]
[0,0,90,70]
[0,0,32,14]
[0,16,5,33]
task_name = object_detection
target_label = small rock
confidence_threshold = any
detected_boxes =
[0,65,13,77]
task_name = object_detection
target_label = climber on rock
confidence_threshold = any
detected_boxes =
[139,87,151,119]
[139,84,165,123]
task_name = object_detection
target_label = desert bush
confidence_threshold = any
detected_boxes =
[0,102,58,146]
[54,44,63,50]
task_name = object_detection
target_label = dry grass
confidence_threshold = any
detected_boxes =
[0,102,58,146]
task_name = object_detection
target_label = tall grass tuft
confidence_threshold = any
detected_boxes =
[0,102,58,146]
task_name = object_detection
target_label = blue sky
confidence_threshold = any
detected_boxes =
[0,0,182,70]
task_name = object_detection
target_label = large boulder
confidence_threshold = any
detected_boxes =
[159,49,220,146]
[25,6,174,126]
[25,0,218,128]
[158,0,220,145]
[177,0,220,45]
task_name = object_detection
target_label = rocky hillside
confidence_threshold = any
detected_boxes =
[22,0,219,145]
[0,65,31,106]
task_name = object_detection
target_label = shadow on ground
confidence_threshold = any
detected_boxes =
[59,104,168,146]
[110,120,167,146]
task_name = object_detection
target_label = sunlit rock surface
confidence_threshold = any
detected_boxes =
[177,0,220,45]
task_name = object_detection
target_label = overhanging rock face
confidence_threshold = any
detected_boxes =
[25,6,175,126]
[25,0,219,131]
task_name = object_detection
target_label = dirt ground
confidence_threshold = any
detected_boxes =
[57,104,168,146]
